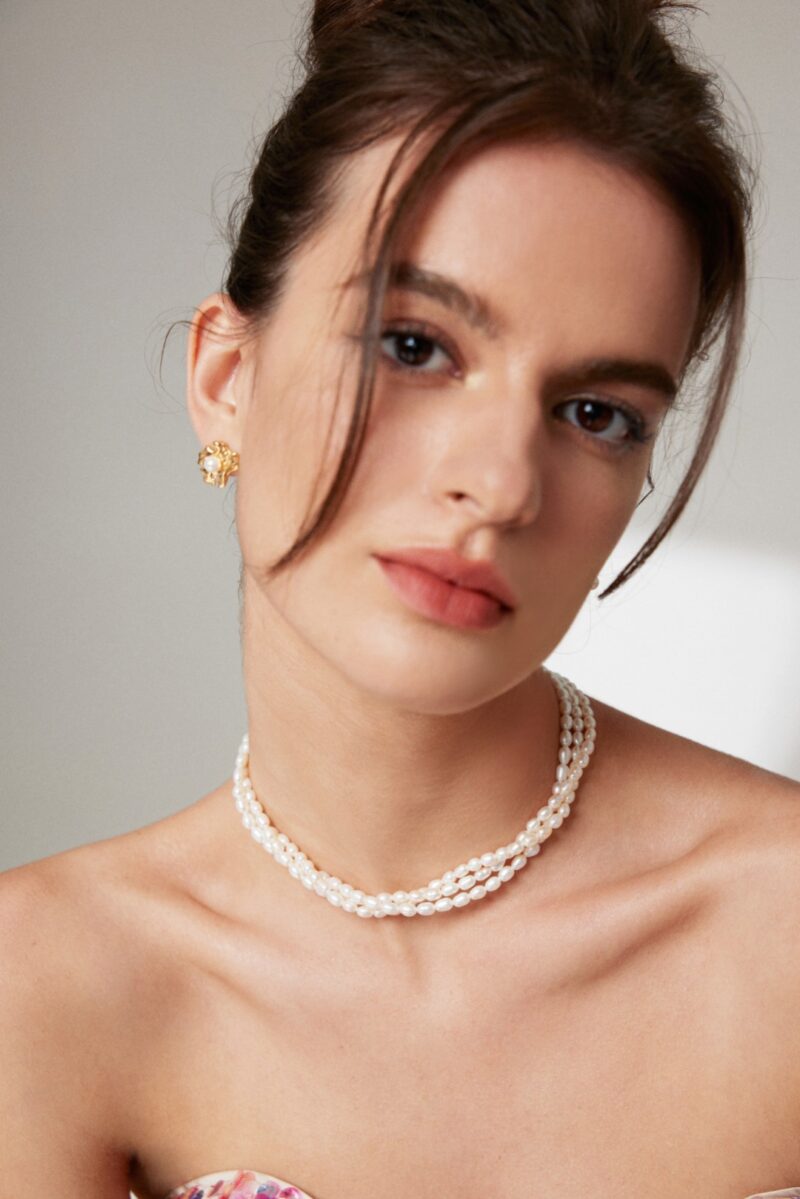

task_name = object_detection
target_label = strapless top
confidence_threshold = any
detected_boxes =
[138,1169,800,1199]
[160,1170,310,1197]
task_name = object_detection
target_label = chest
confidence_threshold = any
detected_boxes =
[130,902,800,1199]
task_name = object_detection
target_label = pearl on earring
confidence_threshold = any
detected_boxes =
[197,440,239,487]
[590,577,600,591]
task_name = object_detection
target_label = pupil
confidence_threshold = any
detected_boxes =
[397,333,432,366]
[578,400,612,432]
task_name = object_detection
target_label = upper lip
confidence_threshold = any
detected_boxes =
[374,546,518,610]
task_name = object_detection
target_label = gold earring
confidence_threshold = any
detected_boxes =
[198,441,239,488]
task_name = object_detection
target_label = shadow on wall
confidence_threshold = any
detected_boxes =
[548,535,800,781]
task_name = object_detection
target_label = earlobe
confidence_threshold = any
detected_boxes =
[186,292,248,449]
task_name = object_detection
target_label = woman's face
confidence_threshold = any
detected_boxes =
[194,137,700,713]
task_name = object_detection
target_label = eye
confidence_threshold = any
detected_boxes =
[379,322,460,376]
[555,396,653,448]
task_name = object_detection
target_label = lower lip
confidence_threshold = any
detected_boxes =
[375,557,511,630]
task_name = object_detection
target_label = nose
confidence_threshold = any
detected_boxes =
[436,404,545,530]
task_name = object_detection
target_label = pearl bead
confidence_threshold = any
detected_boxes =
[202,455,221,473]
[230,672,595,919]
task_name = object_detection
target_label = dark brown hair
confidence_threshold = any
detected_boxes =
[222,0,753,598]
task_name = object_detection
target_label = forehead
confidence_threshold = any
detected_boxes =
[299,134,701,370]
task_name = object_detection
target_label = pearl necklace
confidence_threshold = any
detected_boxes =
[232,670,595,918]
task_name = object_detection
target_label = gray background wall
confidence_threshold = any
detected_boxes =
[2,1,798,872]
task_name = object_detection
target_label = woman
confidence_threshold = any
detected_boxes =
[1,1,798,1196]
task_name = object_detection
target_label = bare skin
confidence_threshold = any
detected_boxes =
[2,707,799,1198]
[1,138,798,1198]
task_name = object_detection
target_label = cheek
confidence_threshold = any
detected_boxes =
[540,443,653,568]
[235,362,361,568]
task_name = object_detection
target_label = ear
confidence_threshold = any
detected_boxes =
[186,292,249,451]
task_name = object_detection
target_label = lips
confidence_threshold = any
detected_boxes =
[373,546,517,610]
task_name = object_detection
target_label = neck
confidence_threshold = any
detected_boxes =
[239,593,562,900]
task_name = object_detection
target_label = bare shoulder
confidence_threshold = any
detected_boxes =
[0,809,215,1188]
[592,694,800,977]
[591,693,800,829]
[0,850,127,1185]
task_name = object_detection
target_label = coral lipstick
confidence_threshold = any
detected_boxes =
[374,553,514,630]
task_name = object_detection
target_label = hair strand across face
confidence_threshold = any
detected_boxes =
[220,0,754,598]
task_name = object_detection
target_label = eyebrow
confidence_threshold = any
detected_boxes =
[545,357,679,404]
[342,260,505,338]
[342,261,679,403]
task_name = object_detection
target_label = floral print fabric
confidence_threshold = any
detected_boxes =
[163,1169,312,1199]
[152,1167,800,1199]
[744,1192,800,1198]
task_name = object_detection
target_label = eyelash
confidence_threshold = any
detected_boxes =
[378,321,654,449]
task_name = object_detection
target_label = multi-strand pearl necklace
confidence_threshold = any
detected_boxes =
[232,670,595,918]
